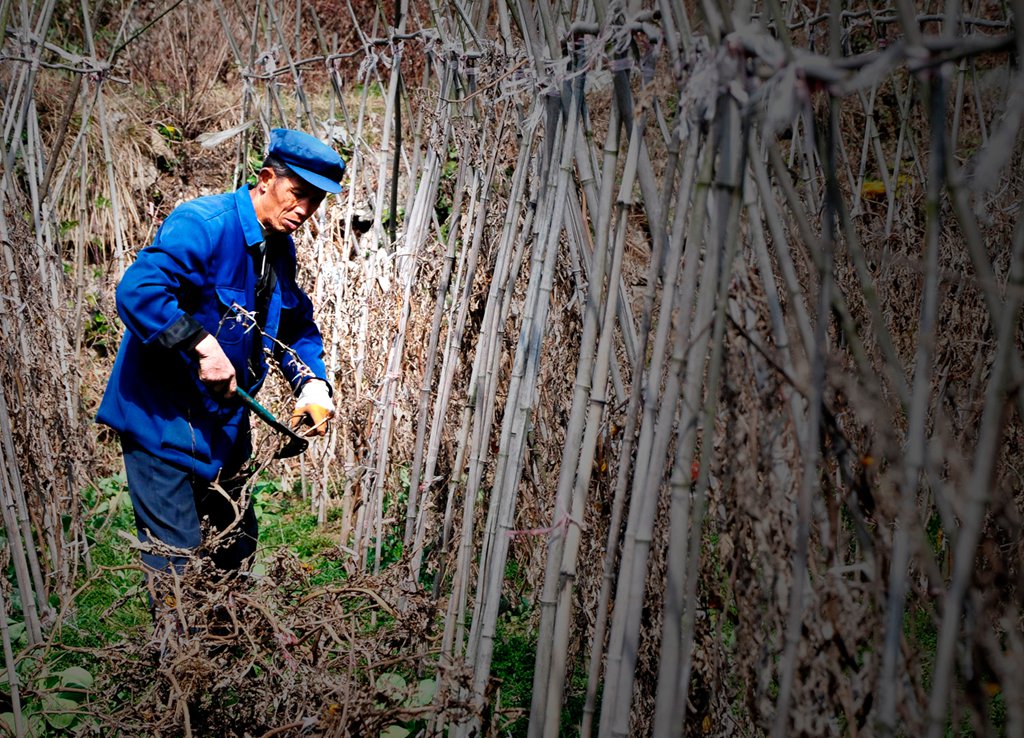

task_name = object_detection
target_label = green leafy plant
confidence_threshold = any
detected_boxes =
[0,664,96,735]
[375,672,437,737]
[81,296,117,357]
[156,122,183,142]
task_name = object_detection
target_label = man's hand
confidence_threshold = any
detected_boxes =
[291,379,334,437]
[193,334,237,397]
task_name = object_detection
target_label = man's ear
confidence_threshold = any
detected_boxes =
[256,167,275,192]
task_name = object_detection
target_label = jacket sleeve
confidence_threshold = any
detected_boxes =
[273,240,329,395]
[276,283,330,395]
[115,209,211,349]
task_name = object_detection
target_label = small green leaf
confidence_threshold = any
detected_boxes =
[380,725,410,738]
[413,678,436,707]
[58,665,94,689]
[377,671,407,691]
[376,672,407,703]
[29,713,47,735]
[42,694,79,729]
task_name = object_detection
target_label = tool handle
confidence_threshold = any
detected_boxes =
[236,387,280,430]
[236,387,309,449]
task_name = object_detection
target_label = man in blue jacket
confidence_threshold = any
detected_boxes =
[97,128,342,581]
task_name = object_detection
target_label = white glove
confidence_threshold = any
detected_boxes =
[291,379,334,437]
[295,379,334,412]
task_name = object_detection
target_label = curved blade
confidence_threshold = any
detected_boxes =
[236,387,309,458]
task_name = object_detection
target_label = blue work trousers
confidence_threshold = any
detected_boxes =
[121,437,258,575]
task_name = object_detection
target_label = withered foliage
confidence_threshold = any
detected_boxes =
[68,548,472,737]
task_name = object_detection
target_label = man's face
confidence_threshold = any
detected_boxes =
[253,169,326,234]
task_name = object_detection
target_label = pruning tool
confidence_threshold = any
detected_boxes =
[236,387,309,459]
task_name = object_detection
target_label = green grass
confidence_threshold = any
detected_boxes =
[60,480,152,650]
[251,477,350,585]
[491,615,536,738]
[1,477,150,736]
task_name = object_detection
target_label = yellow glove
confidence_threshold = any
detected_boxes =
[290,379,334,437]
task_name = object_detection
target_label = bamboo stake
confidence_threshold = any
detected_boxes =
[438,131,541,730]
[922,5,1024,723]
[70,140,89,437]
[858,82,898,234]
[850,84,878,217]
[602,160,720,738]
[422,152,476,592]
[401,60,459,549]
[542,107,635,738]
[748,144,814,361]
[370,0,408,250]
[37,71,81,207]
[401,59,431,221]
[580,117,701,738]
[562,187,627,405]
[40,77,100,239]
[310,8,354,140]
[530,85,622,738]
[596,122,713,738]
[346,8,386,569]
[741,155,818,640]
[252,2,291,129]
[599,77,731,730]
[672,97,750,738]
[360,60,444,544]
[0,582,25,736]
[223,2,253,189]
[883,76,913,239]
[926,208,1024,738]
[460,85,582,737]
[462,115,564,659]
[508,0,542,71]
[410,110,509,583]
[79,8,127,274]
[771,12,842,722]
[24,102,53,308]
[413,170,476,556]
[571,120,640,379]
[365,211,430,573]
[1,0,57,167]
[766,140,905,409]
[879,55,950,734]
[0,381,43,646]
[746,142,811,442]
[454,129,545,653]
[435,127,536,635]
[944,162,1024,425]
[387,0,407,248]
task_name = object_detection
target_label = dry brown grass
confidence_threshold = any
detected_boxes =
[62,548,472,737]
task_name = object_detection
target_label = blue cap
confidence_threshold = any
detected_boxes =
[267,128,345,193]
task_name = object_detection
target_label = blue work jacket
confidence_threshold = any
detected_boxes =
[97,184,328,480]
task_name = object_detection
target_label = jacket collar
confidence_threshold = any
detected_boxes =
[235,184,267,250]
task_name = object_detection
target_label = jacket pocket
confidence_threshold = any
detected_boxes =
[159,414,212,465]
[212,285,250,345]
